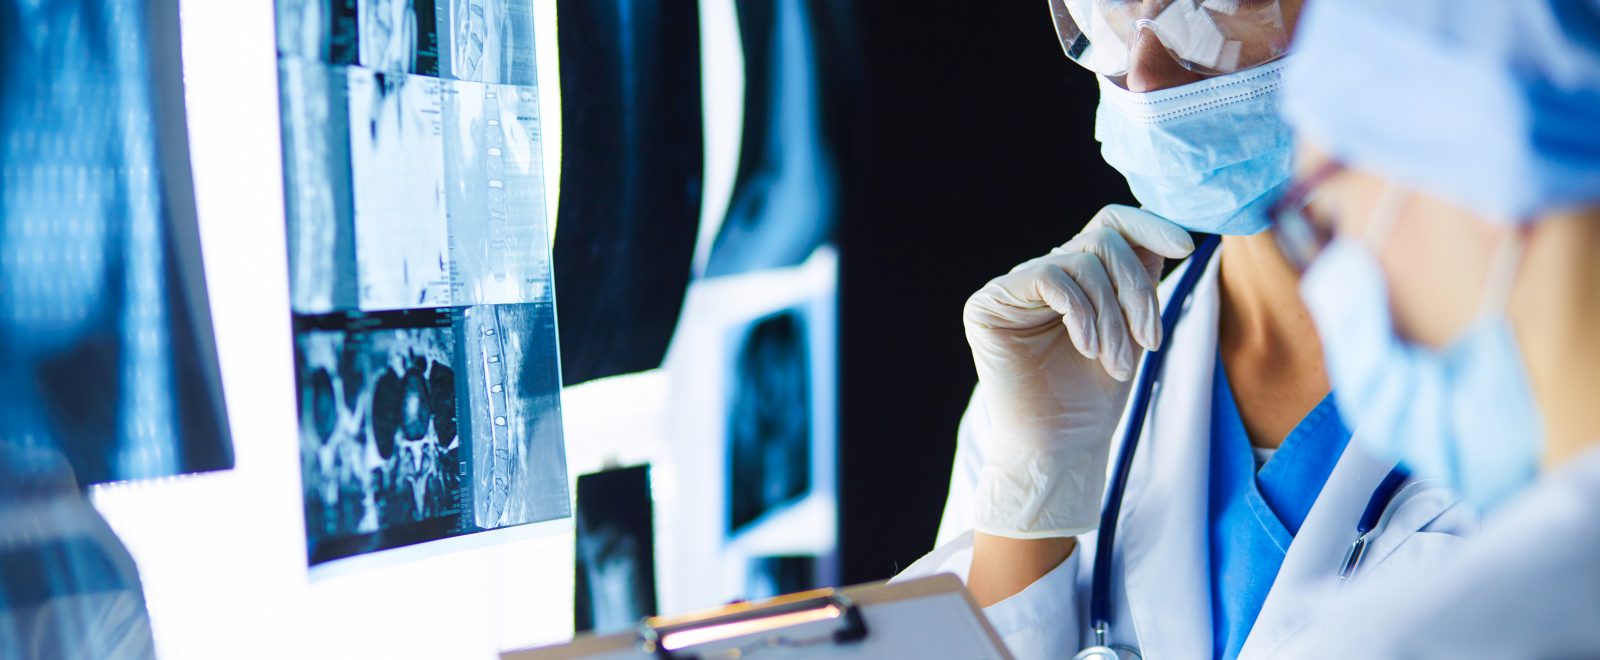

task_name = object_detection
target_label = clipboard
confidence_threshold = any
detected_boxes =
[501,574,1012,660]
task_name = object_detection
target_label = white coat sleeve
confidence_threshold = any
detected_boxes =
[935,386,989,548]
[894,530,1086,660]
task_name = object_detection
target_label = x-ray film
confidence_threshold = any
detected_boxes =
[703,0,837,278]
[573,465,657,634]
[746,555,817,601]
[275,0,567,569]
[727,310,813,534]
[550,0,704,385]
[1,0,234,486]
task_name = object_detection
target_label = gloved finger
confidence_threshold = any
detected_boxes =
[1028,264,1100,360]
[968,264,1101,359]
[1063,225,1163,352]
[1090,205,1195,260]
[1085,205,1194,288]
[966,261,1107,358]
[1057,253,1135,381]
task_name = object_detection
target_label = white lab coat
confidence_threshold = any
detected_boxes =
[897,245,1481,660]
[1275,446,1600,659]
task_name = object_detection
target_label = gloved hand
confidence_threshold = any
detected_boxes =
[965,205,1194,539]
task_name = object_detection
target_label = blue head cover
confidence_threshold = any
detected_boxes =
[1284,0,1600,222]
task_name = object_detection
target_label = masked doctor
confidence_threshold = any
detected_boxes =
[1265,1,1600,656]
[897,2,1477,658]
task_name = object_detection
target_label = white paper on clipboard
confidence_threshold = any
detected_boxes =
[501,573,1011,660]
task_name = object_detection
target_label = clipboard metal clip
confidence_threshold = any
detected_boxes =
[637,589,869,660]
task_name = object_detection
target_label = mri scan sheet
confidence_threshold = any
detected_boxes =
[443,79,551,306]
[295,303,566,565]
[438,0,538,85]
[348,68,452,311]
[275,0,534,84]
[275,0,567,569]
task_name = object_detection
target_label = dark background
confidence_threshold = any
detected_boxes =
[548,0,1136,589]
[833,1,1135,584]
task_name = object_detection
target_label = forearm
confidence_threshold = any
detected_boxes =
[968,532,1077,608]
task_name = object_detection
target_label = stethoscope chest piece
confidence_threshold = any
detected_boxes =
[1072,644,1141,660]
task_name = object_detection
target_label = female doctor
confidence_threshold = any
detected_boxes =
[1267,0,1600,656]
[899,1,1476,658]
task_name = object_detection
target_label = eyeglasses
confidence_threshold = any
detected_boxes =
[1045,0,1292,78]
[1269,160,1344,274]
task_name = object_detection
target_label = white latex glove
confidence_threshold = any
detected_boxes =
[965,205,1195,539]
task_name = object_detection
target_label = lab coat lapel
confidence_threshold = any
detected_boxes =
[1238,436,1396,659]
[1116,249,1223,658]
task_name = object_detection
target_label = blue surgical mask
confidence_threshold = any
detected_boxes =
[1299,195,1543,510]
[1095,61,1293,235]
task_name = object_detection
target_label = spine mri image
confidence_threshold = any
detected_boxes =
[274,0,568,568]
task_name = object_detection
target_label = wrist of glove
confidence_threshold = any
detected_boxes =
[974,433,1113,539]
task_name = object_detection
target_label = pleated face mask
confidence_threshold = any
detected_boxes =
[1095,60,1293,236]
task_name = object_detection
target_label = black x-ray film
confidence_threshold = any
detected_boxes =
[0,0,233,486]
[275,0,568,568]
[552,0,704,385]
[573,465,658,634]
[727,310,813,534]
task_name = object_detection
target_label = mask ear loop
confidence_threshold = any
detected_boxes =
[1476,227,1527,319]
[1360,182,1409,252]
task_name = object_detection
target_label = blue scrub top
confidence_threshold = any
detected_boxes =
[1209,355,1352,660]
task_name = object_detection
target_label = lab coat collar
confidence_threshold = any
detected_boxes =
[1116,244,1224,659]
[1238,438,1395,659]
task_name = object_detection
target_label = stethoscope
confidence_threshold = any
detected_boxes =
[1072,236,1411,660]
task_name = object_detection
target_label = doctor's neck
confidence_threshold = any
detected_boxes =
[1215,232,1332,448]
[1512,209,1600,470]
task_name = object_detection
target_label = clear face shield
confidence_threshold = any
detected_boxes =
[1046,0,1291,77]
